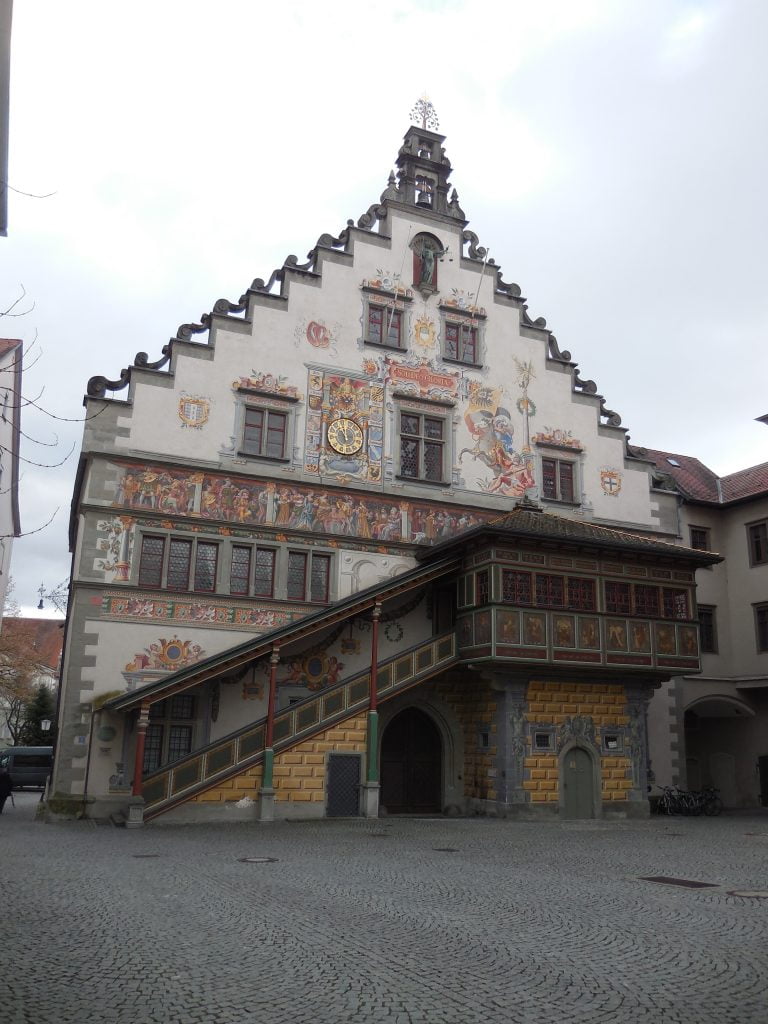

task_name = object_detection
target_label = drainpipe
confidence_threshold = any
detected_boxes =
[361,602,382,818]
[259,646,280,822]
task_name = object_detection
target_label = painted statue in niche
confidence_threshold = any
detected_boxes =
[411,234,448,289]
[460,371,535,497]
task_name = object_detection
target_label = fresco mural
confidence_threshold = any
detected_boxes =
[442,288,486,316]
[459,366,535,497]
[532,427,582,449]
[112,463,498,546]
[102,592,299,631]
[294,319,342,357]
[361,271,411,298]
[304,371,384,483]
[178,394,211,430]
[122,635,205,690]
[600,468,623,496]
[232,371,301,400]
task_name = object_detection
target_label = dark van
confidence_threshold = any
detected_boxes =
[0,747,53,789]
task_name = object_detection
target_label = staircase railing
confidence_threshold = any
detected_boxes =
[142,631,457,818]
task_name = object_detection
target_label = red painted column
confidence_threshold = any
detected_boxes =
[369,602,381,713]
[262,647,280,791]
[366,602,382,785]
[132,702,151,796]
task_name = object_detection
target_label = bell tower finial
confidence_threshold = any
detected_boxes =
[410,94,439,132]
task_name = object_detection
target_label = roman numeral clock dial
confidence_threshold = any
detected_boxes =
[327,417,364,455]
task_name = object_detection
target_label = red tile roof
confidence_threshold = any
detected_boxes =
[0,617,63,672]
[642,449,768,505]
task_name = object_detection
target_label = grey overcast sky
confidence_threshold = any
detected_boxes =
[2,0,766,616]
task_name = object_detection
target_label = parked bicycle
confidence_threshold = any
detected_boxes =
[653,785,723,816]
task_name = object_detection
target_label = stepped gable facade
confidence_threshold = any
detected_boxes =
[52,119,728,824]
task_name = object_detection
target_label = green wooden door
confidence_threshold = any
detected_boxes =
[563,747,594,818]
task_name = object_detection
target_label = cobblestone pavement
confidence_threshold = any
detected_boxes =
[3,794,768,1024]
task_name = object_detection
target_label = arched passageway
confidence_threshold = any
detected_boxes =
[380,707,442,814]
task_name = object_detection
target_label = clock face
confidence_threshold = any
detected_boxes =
[328,417,364,455]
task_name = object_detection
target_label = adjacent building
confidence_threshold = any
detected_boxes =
[49,115,762,824]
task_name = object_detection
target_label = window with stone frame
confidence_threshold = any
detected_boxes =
[755,603,768,653]
[443,320,480,366]
[241,406,289,461]
[698,605,718,654]
[143,695,196,774]
[541,457,576,503]
[286,551,332,603]
[367,304,403,348]
[229,545,277,598]
[689,526,711,551]
[398,409,447,484]
[748,521,768,566]
[137,534,219,593]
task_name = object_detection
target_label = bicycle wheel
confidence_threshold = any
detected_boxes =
[704,796,723,816]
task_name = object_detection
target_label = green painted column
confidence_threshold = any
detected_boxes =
[262,746,274,790]
[366,710,379,784]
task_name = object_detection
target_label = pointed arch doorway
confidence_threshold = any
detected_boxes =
[380,707,442,814]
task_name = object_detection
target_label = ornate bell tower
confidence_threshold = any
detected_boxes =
[390,97,465,223]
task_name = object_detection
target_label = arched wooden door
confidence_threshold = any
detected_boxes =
[380,708,442,814]
[562,746,595,819]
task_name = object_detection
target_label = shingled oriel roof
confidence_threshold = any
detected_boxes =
[419,503,721,566]
[643,449,768,506]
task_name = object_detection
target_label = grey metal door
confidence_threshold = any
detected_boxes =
[326,753,362,817]
[563,747,594,818]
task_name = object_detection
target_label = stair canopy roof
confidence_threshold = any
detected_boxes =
[101,553,459,714]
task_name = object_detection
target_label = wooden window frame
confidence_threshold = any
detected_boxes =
[137,533,219,593]
[541,457,576,504]
[755,603,768,653]
[748,521,768,567]
[286,550,332,604]
[367,303,403,349]
[698,605,718,654]
[397,409,448,485]
[241,406,289,462]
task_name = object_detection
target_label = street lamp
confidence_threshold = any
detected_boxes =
[41,719,51,733]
